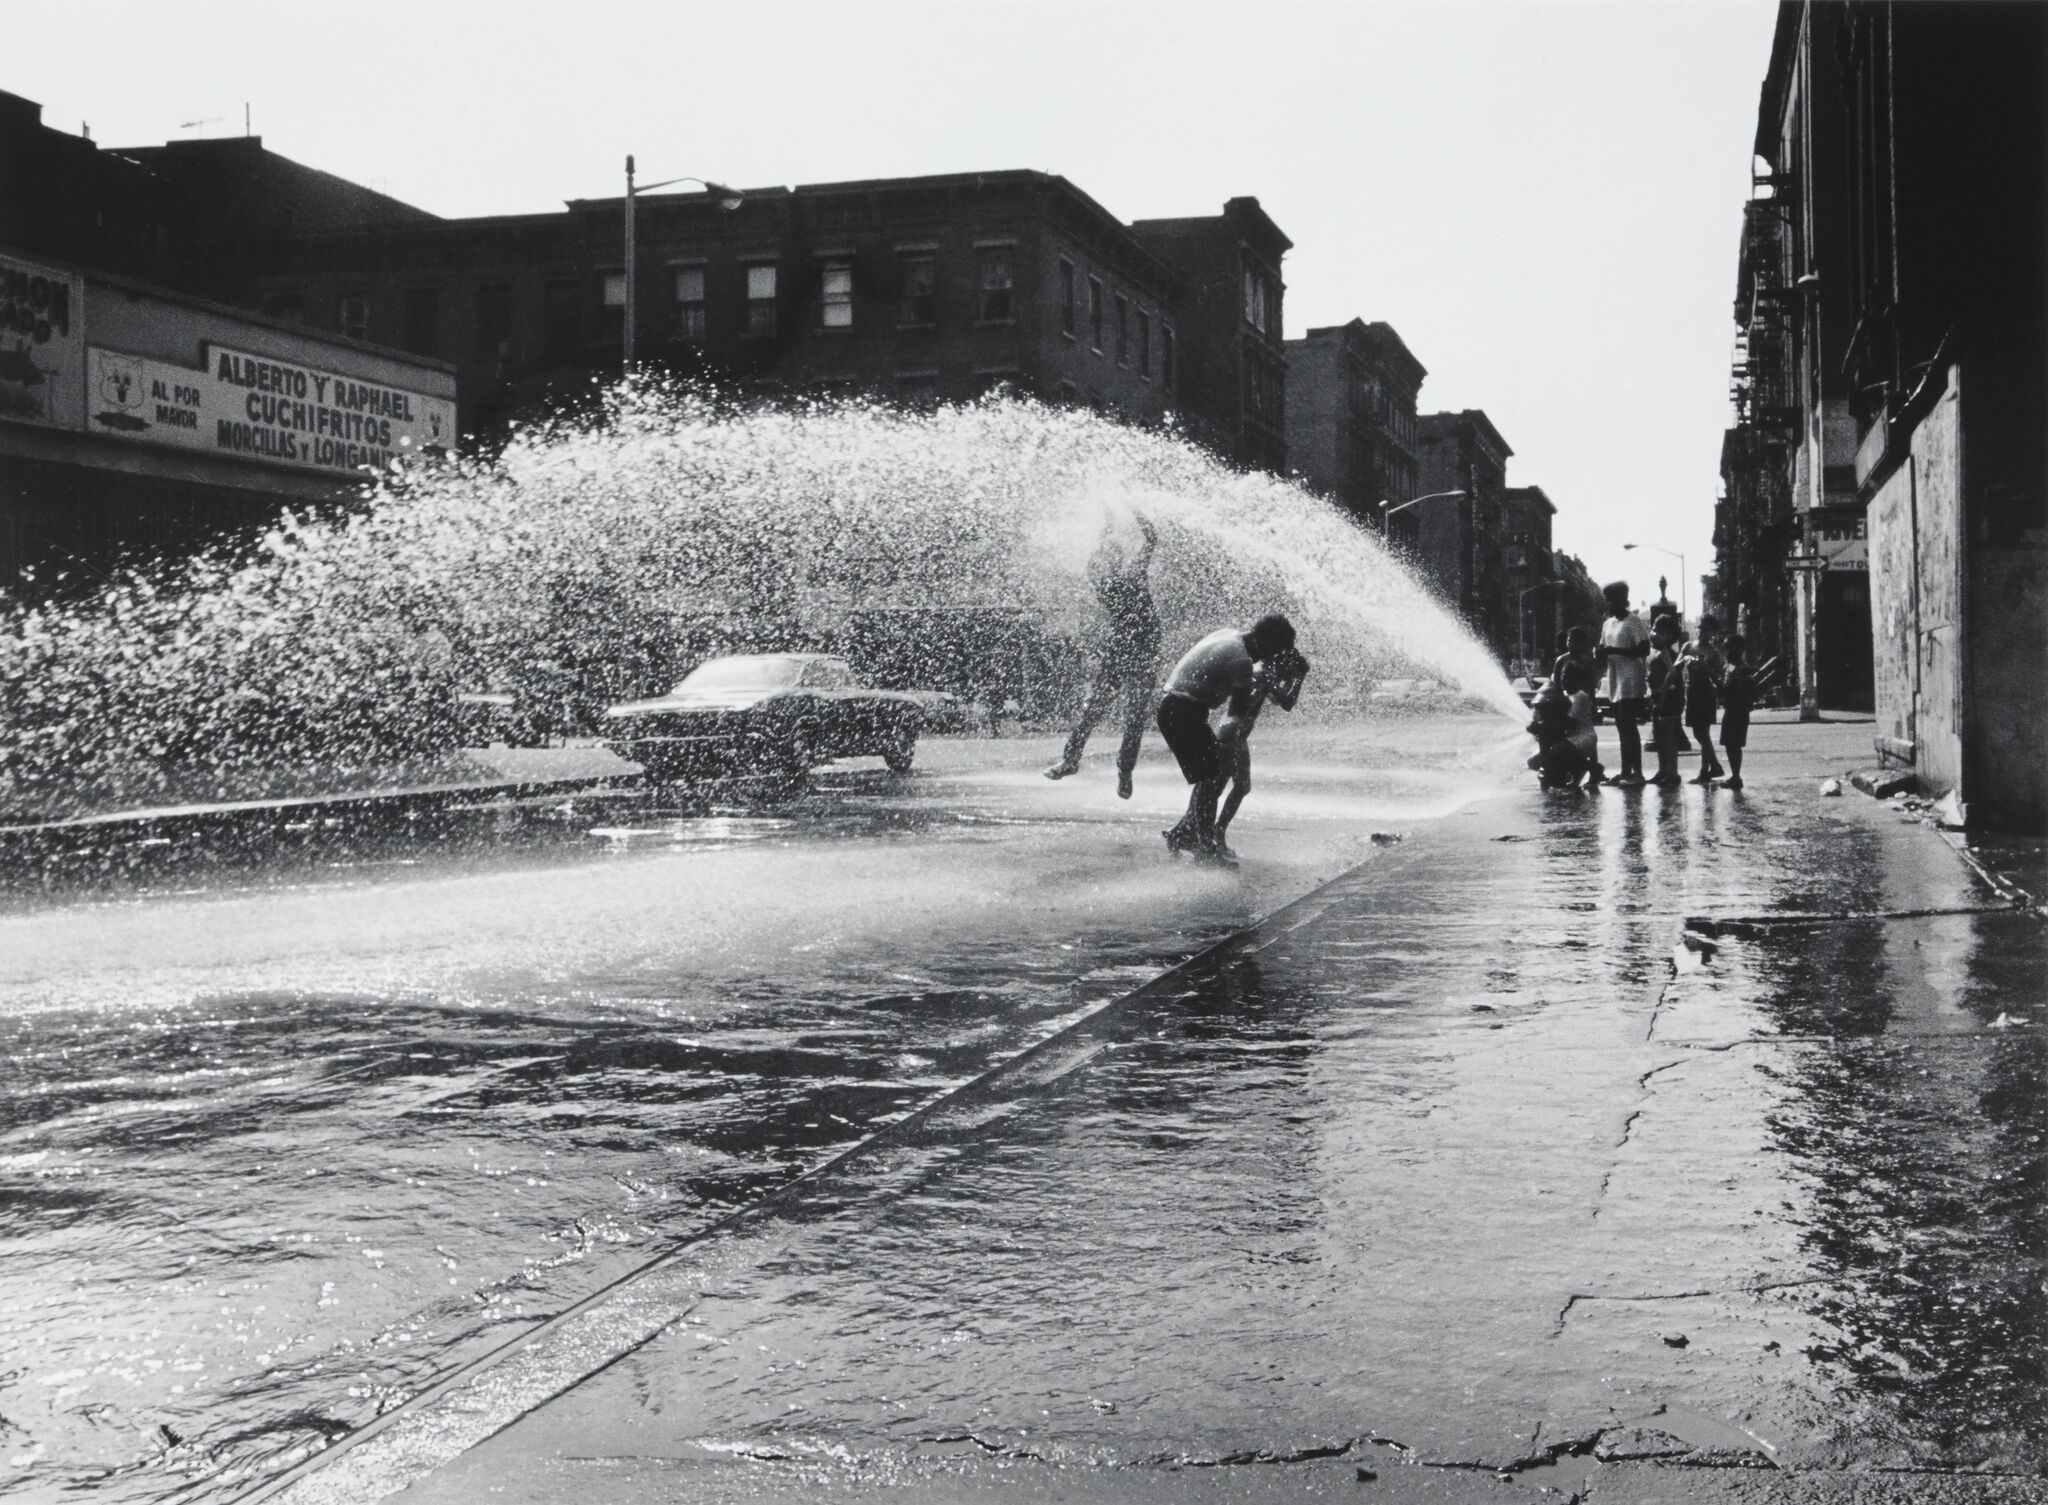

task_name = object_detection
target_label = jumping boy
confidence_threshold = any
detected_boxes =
[1046,513,1160,799]
[1157,614,1299,863]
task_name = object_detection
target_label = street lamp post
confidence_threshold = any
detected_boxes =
[1516,580,1555,669]
[1622,542,1687,617]
[622,156,742,370]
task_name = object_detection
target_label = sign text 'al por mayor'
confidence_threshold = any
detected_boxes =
[88,343,455,476]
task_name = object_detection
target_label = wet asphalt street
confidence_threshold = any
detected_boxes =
[225,714,2045,1505]
[1,715,1499,1501]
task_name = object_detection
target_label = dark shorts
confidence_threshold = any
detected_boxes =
[1720,714,1750,750]
[1653,715,1684,752]
[1156,693,1220,784]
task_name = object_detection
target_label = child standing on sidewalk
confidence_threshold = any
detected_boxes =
[1719,633,1754,791]
[1683,615,1725,784]
[1648,614,1687,786]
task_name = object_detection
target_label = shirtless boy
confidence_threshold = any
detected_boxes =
[1155,614,1299,862]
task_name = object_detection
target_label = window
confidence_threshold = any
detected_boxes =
[672,266,706,343]
[474,283,511,360]
[745,265,777,337]
[899,255,936,326]
[977,248,1014,322]
[1136,309,1151,380]
[267,293,305,325]
[1242,263,1281,336]
[338,292,370,342]
[1114,295,1129,366]
[1162,326,1176,392]
[602,273,627,310]
[820,261,853,329]
[1087,276,1103,351]
[541,279,579,365]
[895,369,939,408]
[1059,258,1076,338]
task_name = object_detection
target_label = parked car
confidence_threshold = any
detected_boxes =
[601,653,942,785]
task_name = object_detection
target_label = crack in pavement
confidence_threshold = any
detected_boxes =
[1551,1278,1832,1336]
[1683,901,2025,937]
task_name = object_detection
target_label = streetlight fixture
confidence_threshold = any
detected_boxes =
[1379,489,1467,522]
[623,155,744,369]
[1621,542,1687,616]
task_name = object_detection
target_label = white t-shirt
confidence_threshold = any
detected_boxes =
[1601,613,1651,701]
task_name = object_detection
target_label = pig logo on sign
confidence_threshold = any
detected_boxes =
[93,352,152,433]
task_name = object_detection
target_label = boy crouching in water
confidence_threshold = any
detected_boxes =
[1526,681,1591,789]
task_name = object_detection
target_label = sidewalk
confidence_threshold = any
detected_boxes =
[255,715,2046,1505]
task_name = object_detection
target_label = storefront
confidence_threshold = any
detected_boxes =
[1,247,455,597]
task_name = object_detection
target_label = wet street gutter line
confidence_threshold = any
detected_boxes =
[227,839,1417,1505]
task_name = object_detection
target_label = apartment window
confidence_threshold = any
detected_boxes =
[1136,309,1151,380]
[1114,295,1130,366]
[337,292,370,342]
[672,266,706,343]
[1242,266,1265,333]
[541,279,579,365]
[399,287,438,357]
[474,283,511,359]
[899,254,937,326]
[978,248,1014,322]
[1162,325,1176,392]
[896,369,940,409]
[1087,276,1103,351]
[820,261,854,329]
[1058,258,1076,338]
[745,265,777,337]
[266,293,305,325]
[600,272,626,345]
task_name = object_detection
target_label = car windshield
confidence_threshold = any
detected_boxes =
[674,657,804,694]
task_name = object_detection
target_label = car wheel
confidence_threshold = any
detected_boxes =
[883,725,916,774]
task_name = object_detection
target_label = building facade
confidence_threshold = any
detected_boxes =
[1,245,456,596]
[1722,5,1873,716]
[1721,2,2046,825]
[6,91,1292,474]
[1283,318,1425,529]
[1130,198,1292,473]
[1409,410,1514,662]
[1501,485,1556,672]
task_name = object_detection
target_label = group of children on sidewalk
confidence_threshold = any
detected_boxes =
[1527,587,1758,793]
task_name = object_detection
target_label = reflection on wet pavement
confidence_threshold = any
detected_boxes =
[0,719,1505,1501]
[376,734,2044,1504]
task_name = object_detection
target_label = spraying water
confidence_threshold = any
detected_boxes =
[0,385,1520,821]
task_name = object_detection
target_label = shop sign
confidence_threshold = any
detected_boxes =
[0,253,84,430]
[86,342,454,477]
[1812,516,1868,572]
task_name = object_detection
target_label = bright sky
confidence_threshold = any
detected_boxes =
[16,0,1775,612]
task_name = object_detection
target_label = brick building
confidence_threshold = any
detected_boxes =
[5,89,1290,467]
[1130,199,1292,473]
[1409,410,1514,662]
[1501,485,1556,671]
[1283,318,1425,528]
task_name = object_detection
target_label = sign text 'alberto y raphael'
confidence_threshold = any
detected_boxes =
[88,343,455,477]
